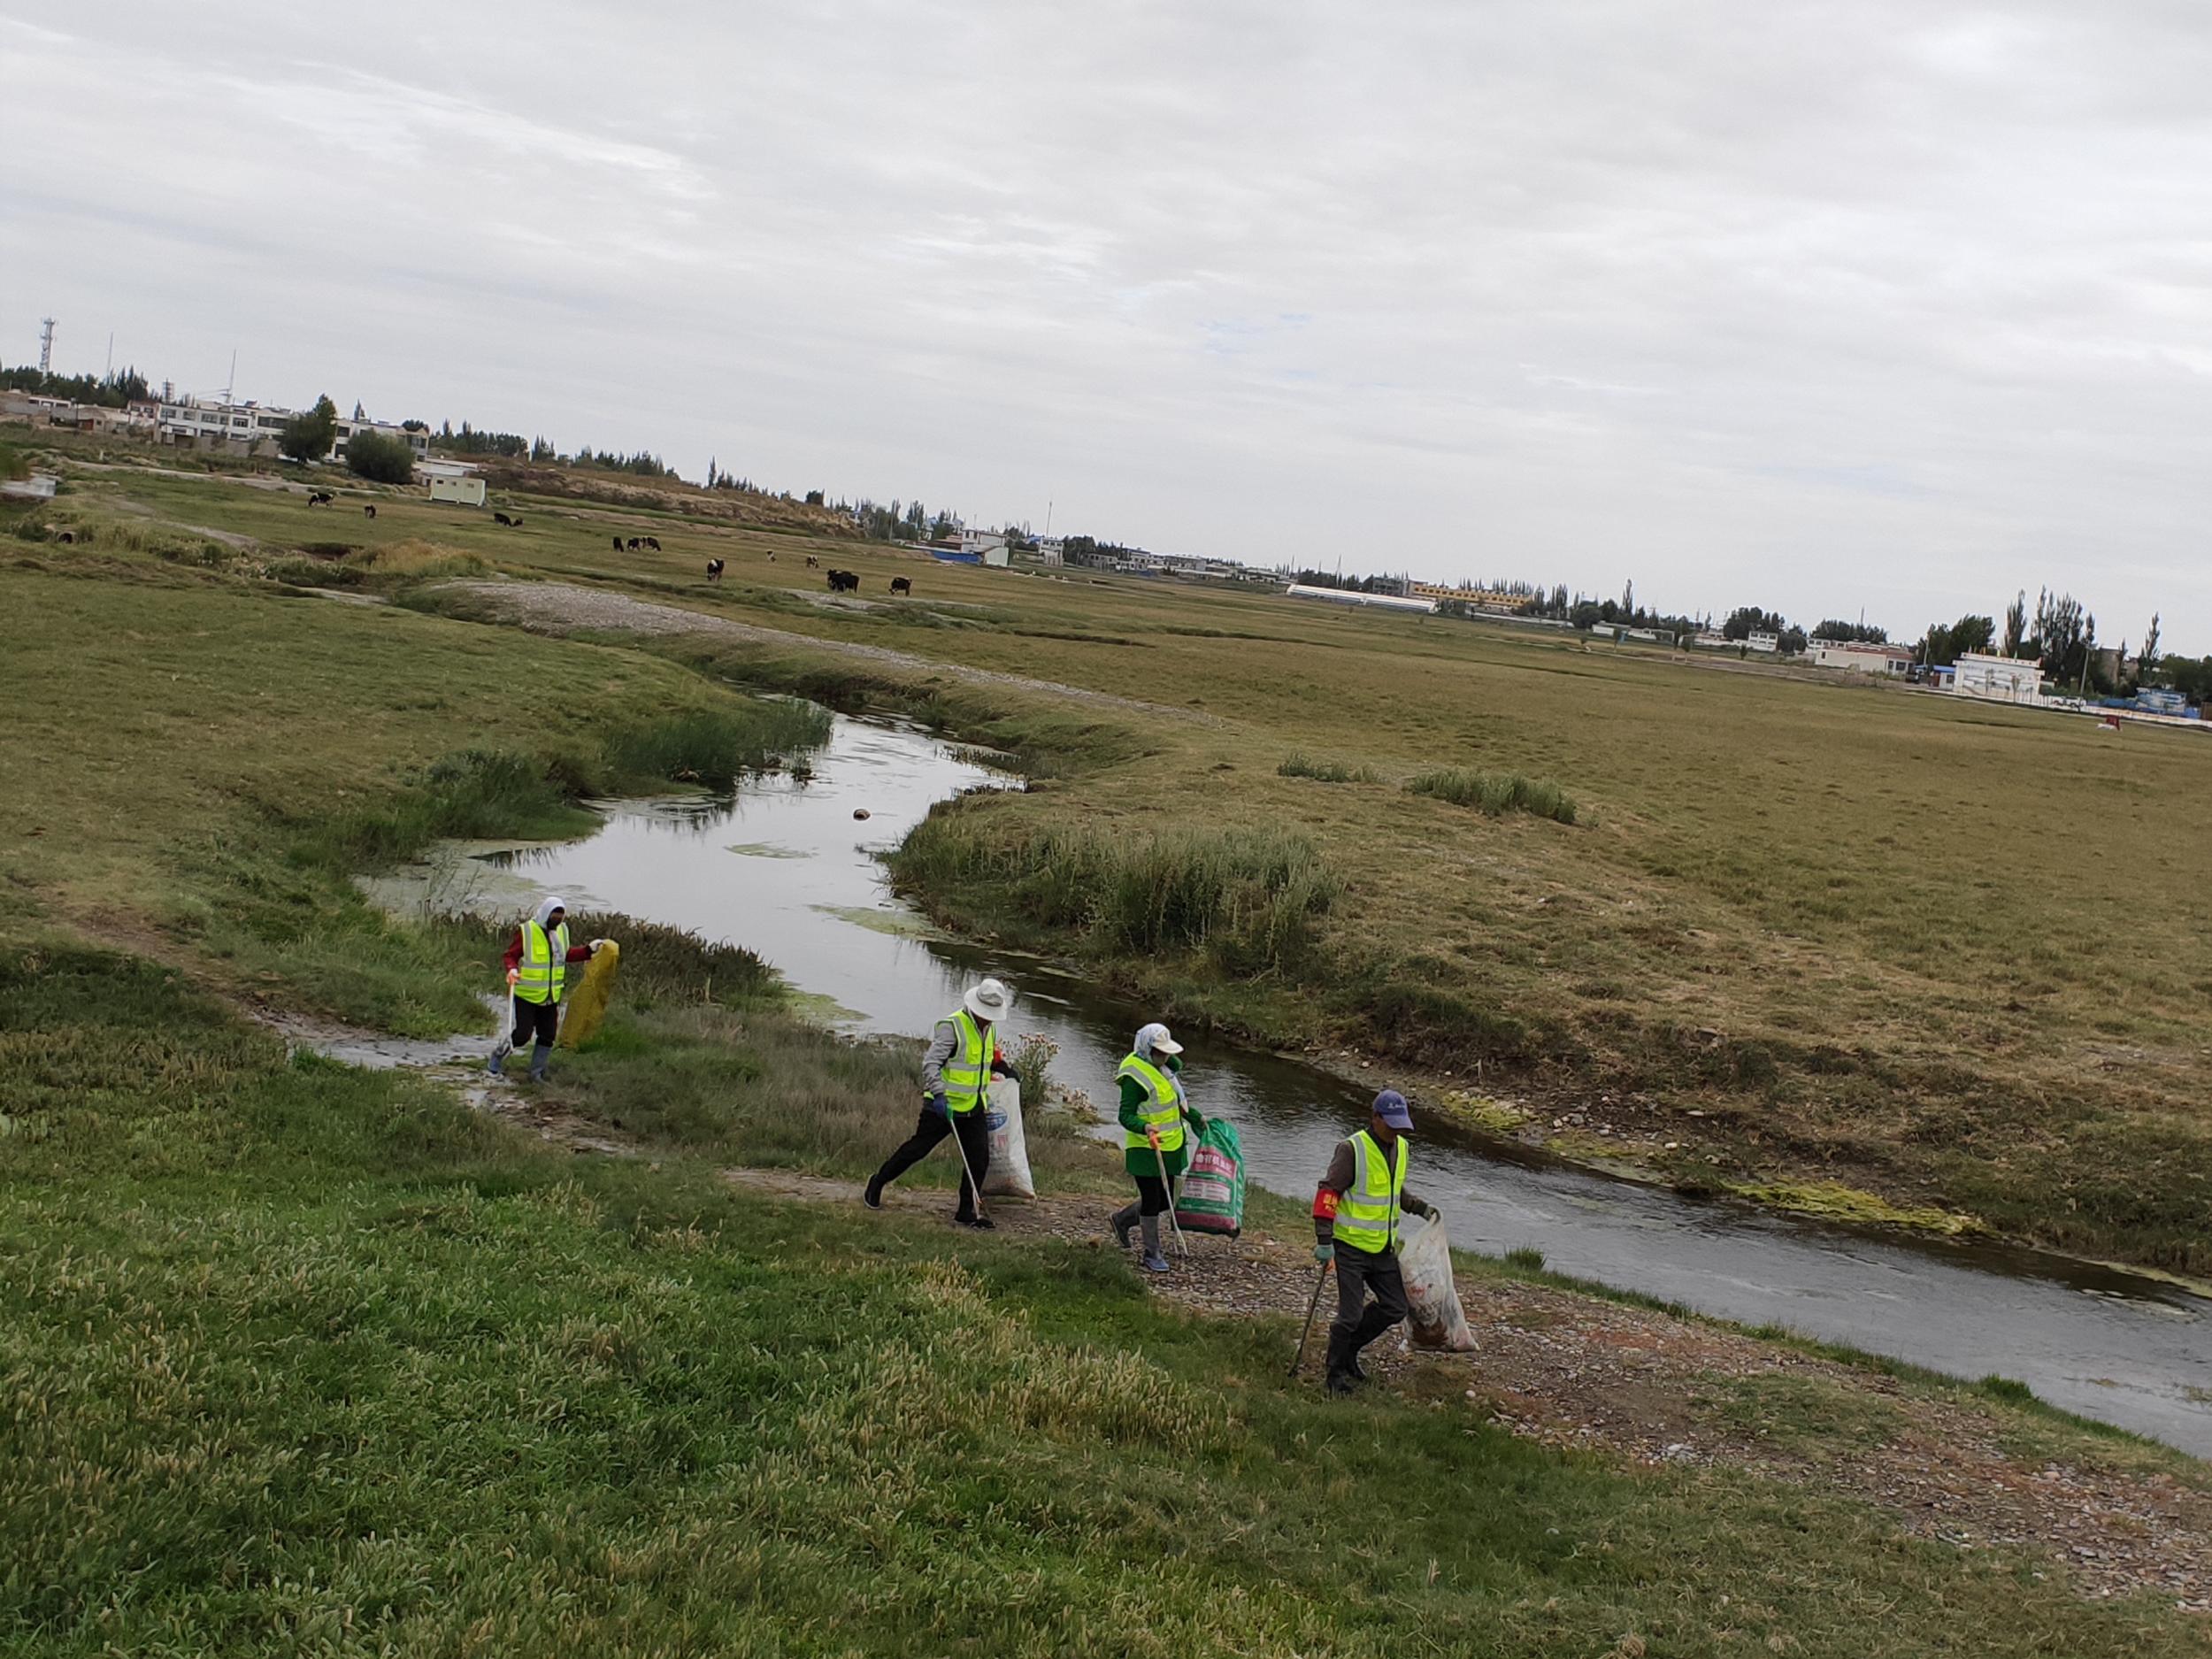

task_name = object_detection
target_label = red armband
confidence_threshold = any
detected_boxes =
[1311,1187,1340,1220]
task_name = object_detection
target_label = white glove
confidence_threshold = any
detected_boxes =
[589,938,612,951]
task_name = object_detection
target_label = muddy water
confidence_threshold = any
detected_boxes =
[461,714,2210,1455]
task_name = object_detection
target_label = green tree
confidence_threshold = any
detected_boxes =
[279,396,338,465]
[344,430,417,484]
[1921,614,1994,667]
[2139,612,2161,679]
[2001,590,2028,657]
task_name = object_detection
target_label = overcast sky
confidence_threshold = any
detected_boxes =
[6,3,2210,648]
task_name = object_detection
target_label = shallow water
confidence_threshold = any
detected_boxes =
[475,714,2211,1455]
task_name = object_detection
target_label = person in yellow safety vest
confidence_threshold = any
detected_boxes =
[488,895,611,1083]
[864,978,1018,1228]
[1311,1089,1439,1395]
[1109,1022,1208,1273]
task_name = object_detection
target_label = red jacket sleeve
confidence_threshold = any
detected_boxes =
[565,942,595,962]
[503,929,525,973]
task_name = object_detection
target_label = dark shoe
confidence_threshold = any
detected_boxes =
[954,1212,995,1230]
[486,1051,506,1078]
[1325,1368,1360,1397]
[1112,1210,1136,1249]
[863,1179,884,1210]
[1141,1252,1171,1273]
[1323,1329,1361,1394]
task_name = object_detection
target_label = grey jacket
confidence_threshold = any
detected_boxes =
[920,1017,1012,1110]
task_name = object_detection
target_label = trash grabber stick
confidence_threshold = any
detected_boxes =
[1287,1262,1331,1379]
[948,1105,988,1222]
[1148,1129,1191,1259]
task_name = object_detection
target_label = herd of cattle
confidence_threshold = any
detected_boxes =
[297,487,914,595]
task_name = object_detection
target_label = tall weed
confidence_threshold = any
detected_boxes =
[1278,752,1383,784]
[1406,767,1578,824]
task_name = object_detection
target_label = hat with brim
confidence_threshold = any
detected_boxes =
[1137,1021,1182,1056]
[1372,1088,1413,1130]
[964,978,1013,1021]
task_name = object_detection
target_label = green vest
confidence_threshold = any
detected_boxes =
[515,919,569,1005]
[1117,1053,1185,1156]
[1333,1129,1407,1256]
[939,1010,990,1116]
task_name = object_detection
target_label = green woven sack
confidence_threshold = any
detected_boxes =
[1173,1118,1246,1239]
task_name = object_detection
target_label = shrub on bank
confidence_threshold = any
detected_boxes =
[890,806,1340,976]
[1405,767,1578,824]
[1278,752,1383,784]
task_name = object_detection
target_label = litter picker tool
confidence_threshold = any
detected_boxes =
[1287,1261,1331,1378]
[949,1102,989,1226]
[1148,1128,1191,1259]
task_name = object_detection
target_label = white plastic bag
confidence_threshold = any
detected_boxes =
[1397,1215,1478,1352]
[980,1077,1036,1199]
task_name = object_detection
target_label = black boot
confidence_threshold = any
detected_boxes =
[1110,1202,1139,1249]
[1323,1329,1360,1395]
[1345,1306,1395,1382]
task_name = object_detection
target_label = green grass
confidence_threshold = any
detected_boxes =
[4,944,2206,1657]
[1278,751,1384,784]
[20,456,2212,1276]
[1406,766,1580,823]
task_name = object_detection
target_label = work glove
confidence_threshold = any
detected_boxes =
[928,1092,949,1117]
[1312,1242,1333,1263]
[588,937,611,952]
[506,968,520,987]
[1186,1111,1208,1136]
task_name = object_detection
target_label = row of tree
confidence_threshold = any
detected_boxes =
[0,363,151,408]
[1913,589,2174,699]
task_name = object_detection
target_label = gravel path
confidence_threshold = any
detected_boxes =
[443,577,1214,723]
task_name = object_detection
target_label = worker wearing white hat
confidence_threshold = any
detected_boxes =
[865,978,1018,1227]
[1110,1022,1207,1272]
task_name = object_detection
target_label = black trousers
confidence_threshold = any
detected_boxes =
[872,1107,991,1217]
[1333,1243,1409,1341]
[510,996,560,1048]
[1112,1174,1171,1223]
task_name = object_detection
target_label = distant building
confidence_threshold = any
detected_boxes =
[1953,652,2041,702]
[332,417,427,463]
[2138,687,2190,716]
[158,397,291,450]
[1809,641,1914,676]
[1745,630,1780,654]
[1036,536,1064,566]
[427,474,488,506]
[1691,630,1734,650]
[1285,582,1435,615]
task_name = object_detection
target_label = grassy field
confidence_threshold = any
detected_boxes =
[5,472,2211,1650]
[14,449,2212,1275]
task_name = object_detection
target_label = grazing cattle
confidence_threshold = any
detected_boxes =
[767,552,777,563]
[307,490,333,506]
[643,536,661,551]
[494,511,513,526]
[804,556,819,569]
[826,569,860,593]
[626,537,641,551]
[56,530,76,544]
[706,558,726,582]
[612,536,625,551]
[889,577,911,595]
[363,503,376,518]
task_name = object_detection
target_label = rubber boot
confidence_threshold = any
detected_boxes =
[1111,1202,1140,1249]
[1323,1328,1360,1395]
[1140,1214,1169,1273]
[1345,1305,1395,1382]
[486,1041,509,1078]
[528,1041,552,1083]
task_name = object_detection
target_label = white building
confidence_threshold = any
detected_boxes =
[332,417,428,463]
[1953,652,2042,703]
[1809,641,1914,676]
[158,397,293,449]
[958,528,1008,558]
[427,474,488,506]
[1746,630,1780,654]
[1285,582,1435,615]
[1035,536,1064,565]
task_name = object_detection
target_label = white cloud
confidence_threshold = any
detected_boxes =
[4,0,2210,647]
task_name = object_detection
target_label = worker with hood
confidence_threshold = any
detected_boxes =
[1312,1089,1439,1394]
[488,895,609,1082]
[865,978,1018,1228]
[1110,1022,1207,1272]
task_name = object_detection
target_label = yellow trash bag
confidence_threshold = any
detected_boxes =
[557,941,620,1048]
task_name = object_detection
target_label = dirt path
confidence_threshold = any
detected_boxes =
[263,1009,2212,1615]
[441,577,1217,724]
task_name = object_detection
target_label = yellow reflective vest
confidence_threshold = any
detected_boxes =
[1333,1129,1408,1256]
[939,1010,991,1116]
[1117,1053,1185,1156]
[515,919,570,1006]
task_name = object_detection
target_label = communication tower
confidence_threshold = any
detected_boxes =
[38,318,57,374]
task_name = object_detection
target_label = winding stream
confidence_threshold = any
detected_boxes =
[448,714,2209,1455]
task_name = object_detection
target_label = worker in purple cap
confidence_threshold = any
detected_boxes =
[1310,1089,1439,1395]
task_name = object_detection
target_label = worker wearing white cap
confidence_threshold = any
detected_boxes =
[865,978,1018,1227]
[1110,1022,1207,1272]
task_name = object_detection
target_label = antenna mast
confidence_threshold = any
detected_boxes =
[38,319,56,374]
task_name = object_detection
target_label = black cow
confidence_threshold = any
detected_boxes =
[706,558,725,582]
[363,503,376,518]
[494,511,513,526]
[626,537,641,551]
[612,536,625,551]
[826,569,860,594]
[307,490,333,506]
[643,536,661,551]
[889,577,911,595]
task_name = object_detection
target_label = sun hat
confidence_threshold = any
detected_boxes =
[1372,1088,1414,1130]
[1135,1021,1183,1057]
[964,978,1013,1021]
